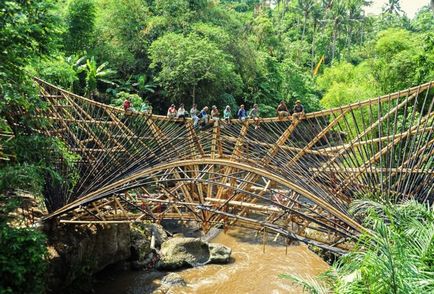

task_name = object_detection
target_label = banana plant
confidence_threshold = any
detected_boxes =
[134,74,156,97]
[78,57,116,98]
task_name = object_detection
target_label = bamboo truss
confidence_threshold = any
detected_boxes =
[20,77,434,253]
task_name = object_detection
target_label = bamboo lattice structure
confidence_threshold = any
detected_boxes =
[25,78,434,253]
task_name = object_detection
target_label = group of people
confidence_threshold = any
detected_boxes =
[276,100,305,119]
[167,103,263,129]
[123,98,305,129]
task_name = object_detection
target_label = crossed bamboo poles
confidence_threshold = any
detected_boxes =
[30,78,434,252]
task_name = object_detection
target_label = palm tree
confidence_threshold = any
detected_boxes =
[329,0,346,60]
[383,0,403,15]
[344,0,366,48]
[298,0,316,41]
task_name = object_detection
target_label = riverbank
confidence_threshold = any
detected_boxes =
[7,193,329,293]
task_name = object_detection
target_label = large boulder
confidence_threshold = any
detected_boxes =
[130,230,152,261]
[157,237,231,270]
[158,237,209,269]
[209,243,232,264]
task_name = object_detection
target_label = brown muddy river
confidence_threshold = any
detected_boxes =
[95,229,328,294]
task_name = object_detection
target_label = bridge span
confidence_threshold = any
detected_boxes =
[31,78,434,253]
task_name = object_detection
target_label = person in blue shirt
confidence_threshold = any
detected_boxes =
[198,106,209,127]
[237,104,247,121]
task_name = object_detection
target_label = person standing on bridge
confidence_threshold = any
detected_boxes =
[276,101,289,119]
[190,103,199,127]
[292,100,305,119]
[237,104,247,122]
[249,104,260,129]
[167,104,177,119]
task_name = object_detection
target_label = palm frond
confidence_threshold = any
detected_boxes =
[279,274,330,294]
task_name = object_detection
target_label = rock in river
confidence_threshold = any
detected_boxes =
[152,273,188,294]
[157,237,231,270]
[209,243,232,264]
[161,273,187,287]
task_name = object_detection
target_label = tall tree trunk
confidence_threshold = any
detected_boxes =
[311,23,316,74]
[331,19,337,61]
[346,25,352,49]
[192,84,196,106]
[302,11,307,41]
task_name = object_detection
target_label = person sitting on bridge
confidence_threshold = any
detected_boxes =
[190,103,199,127]
[198,106,209,127]
[167,104,177,119]
[237,104,247,121]
[177,103,188,120]
[211,105,220,121]
[249,104,260,129]
[223,105,232,124]
[276,100,289,119]
[140,100,152,114]
[292,100,305,119]
[123,99,133,112]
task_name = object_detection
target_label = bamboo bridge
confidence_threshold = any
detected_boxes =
[30,78,434,253]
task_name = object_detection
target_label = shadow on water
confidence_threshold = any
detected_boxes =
[222,226,293,247]
[95,269,165,294]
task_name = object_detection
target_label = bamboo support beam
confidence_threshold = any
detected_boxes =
[309,167,434,175]
[317,126,434,153]
[33,77,434,253]
[338,112,434,192]
[313,90,421,177]
[287,110,349,165]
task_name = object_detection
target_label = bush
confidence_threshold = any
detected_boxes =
[0,197,48,294]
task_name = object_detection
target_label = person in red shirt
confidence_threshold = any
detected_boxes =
[167,104,177,119]
[123,99,132,112]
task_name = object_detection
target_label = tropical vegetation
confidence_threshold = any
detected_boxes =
[1,0,434,293]
[282,199,434,293]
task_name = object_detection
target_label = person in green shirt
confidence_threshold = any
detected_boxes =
[223,105,232,124]
[140,101,152,114]
[249,104,260,129]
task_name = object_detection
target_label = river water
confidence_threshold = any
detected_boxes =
[95,229,328,294]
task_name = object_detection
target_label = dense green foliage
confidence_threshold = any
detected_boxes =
[29,0,434,116]
[1,1,434,293]
[282,200,434,293]
[1,2,70,292]
[0,196,48,294]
